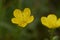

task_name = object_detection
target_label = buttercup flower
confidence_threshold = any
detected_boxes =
[11,8,34,27]
[41,14,60,28]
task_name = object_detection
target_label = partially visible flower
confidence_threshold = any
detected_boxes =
[41,14,60,28]
[11,8,34,27]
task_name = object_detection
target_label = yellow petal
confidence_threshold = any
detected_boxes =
[23,8,31,17]
[47,14,57,21]
[41,17,52,28]
[41,17,48,27]
[41,17,54,28]
[47,14,58,28]
[18,22,27,27]
[11,18,19,24]
[13,9,22,18]
[56,18,60,27]
[27,16,34,23]
[47,14,57,25]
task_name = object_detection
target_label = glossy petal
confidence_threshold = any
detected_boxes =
[13,9,22,18]
[18,21,27,27]
[47,14,57,27]
[47,14,57,23]
[27,16,34,23]
[41,17,49,27]
[23,8,31,18]
[56,18,60,27]
[11,18,19,24]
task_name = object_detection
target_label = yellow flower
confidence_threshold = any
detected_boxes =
[41,14,60,28]
[11,8,34,27]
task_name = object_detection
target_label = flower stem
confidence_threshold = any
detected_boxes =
[49,29,55,40]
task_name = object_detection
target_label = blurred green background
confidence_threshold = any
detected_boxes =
[0,0,60,40]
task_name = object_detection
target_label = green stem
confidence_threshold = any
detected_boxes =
[49,29,55,40]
